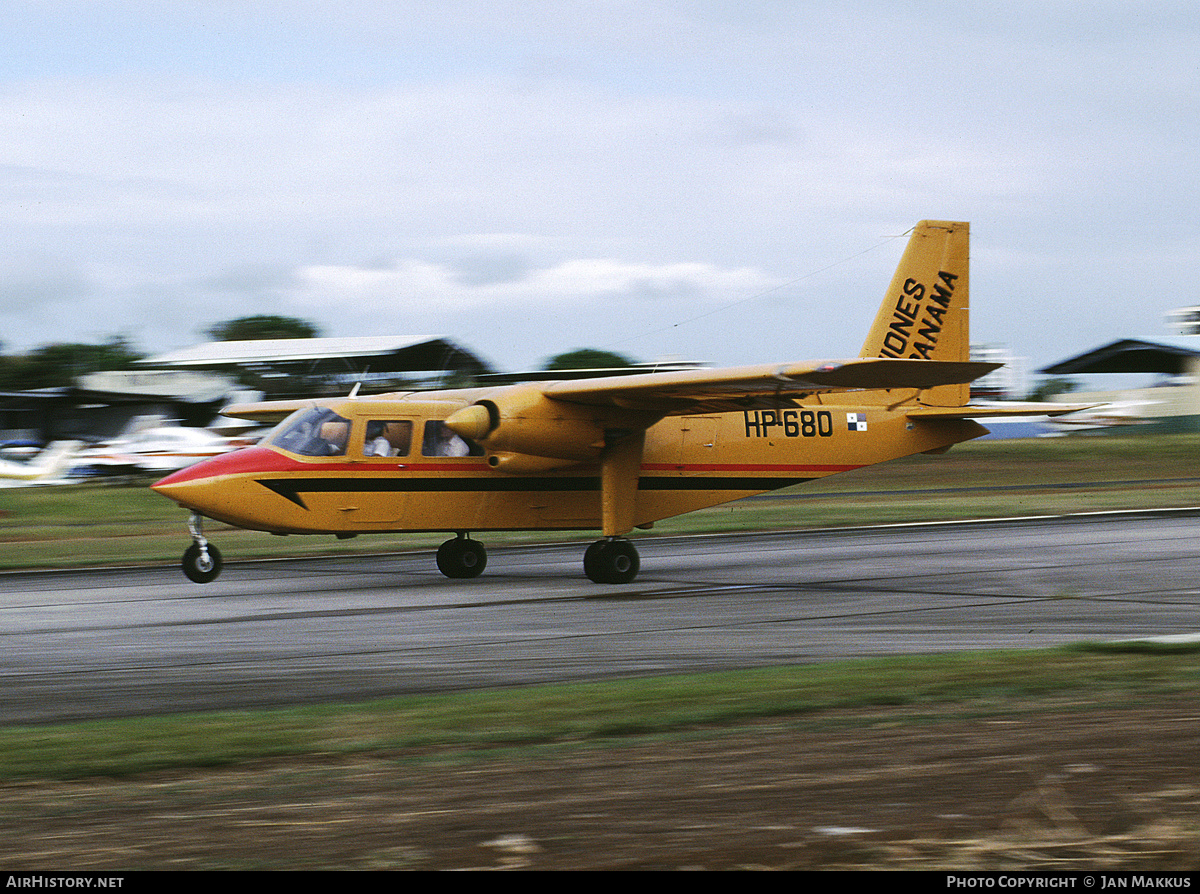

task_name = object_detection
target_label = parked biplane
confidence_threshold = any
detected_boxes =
[153,221,1078,584]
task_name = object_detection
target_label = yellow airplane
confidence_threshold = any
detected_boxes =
[153,220,1076,584]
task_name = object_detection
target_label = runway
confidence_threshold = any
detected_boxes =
[3,510,1199,725]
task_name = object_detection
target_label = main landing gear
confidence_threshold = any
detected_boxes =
[584,537,640,584]
[182,513,222,584]
[432,534,640,583]
[436,534,488,579]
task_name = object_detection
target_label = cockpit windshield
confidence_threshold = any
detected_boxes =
[266,407,351,457]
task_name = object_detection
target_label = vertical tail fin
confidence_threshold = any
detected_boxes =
[859,220,970,405]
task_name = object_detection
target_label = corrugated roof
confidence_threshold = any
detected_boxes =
[139,335,451,366]
[136,336,493,380]
[1041,337,1200,375]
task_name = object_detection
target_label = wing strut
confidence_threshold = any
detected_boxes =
[600,430,645,537]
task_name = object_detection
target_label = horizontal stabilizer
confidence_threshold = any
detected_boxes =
[907,402,1099,420]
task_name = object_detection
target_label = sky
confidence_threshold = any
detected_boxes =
[1,1,1198,385]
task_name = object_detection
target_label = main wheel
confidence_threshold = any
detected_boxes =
[584,539,639,584]
[182,542,222,584]
[583,540,606,581]
[436,537,487,579]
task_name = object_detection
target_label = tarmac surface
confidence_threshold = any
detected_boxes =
[2,510,1198,724]
[4,512,1200,869]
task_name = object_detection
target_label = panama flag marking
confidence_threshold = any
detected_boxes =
[847,412,867,432]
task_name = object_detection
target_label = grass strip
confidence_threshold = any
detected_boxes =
[1,641,1196,782]
[5,434,1200,571]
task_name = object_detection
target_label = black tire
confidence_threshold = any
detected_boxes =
[183,542,222,584]
[584,539,639,584]
[583,540,606,582]
[436,537,487,579]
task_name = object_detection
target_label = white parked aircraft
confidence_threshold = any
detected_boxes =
[76,427,246,476]
[0,441,83,486]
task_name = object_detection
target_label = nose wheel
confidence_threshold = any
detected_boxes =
[584,538,640,584]
[183,542,223,583]
[182,513,223,583]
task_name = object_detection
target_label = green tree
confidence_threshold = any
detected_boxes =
[1026,377,1079,402]
[0,353,27,391]
[0,337,144,390]
[207,315,321,341]
[541,348,636,371]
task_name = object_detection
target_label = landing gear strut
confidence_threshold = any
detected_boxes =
[584,538,640,584]
[182,512,222,584]
[436,533,487,579]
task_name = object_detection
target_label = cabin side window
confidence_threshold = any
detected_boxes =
[363,420,413,457]
[421,421,482,457]
[267,407,352,457]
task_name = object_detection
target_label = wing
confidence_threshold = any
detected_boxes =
[541,357,1001,414]
[220,399,317,424]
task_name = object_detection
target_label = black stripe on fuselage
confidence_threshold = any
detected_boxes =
[257,475,811,508]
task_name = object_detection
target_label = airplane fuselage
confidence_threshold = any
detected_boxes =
[153,393,985,536]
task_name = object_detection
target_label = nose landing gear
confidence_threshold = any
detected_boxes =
[182,512,223,584]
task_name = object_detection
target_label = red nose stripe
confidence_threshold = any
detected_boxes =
[152,446,297,488]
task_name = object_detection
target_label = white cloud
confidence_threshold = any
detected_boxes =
[0,1,1198,375]
[295,256,775,307]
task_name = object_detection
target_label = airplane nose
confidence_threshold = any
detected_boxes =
[151,446,281,522]
[151,457,226,514]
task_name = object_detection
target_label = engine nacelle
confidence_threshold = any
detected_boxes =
[444,384,654,464]
[485,452,582,474]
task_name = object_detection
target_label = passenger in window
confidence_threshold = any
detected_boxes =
[423,421,474,457]
[364,421,412,457]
